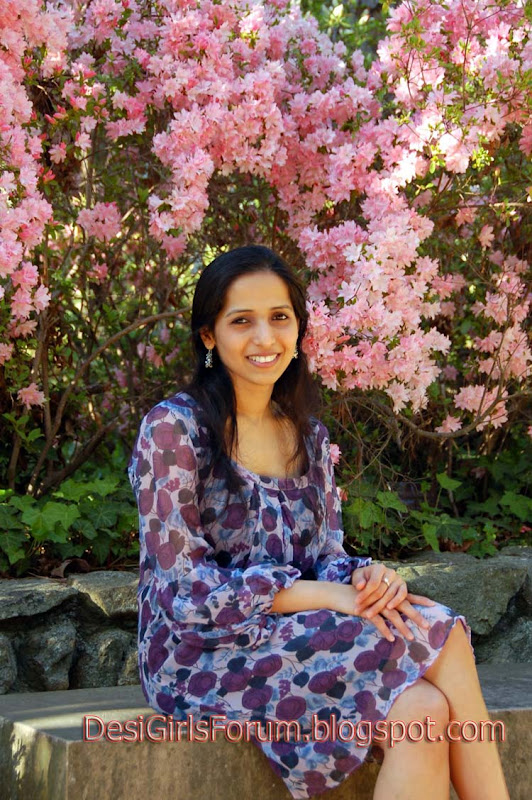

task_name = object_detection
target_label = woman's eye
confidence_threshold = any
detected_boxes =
[231,314,289,324]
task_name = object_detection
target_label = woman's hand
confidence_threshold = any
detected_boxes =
[326,583,435,643]
[351,563,409,615]
[358,595,436,642]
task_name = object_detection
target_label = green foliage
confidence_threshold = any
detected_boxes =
[0,444,138,576]
[301,0,389,61]
[339,419,532,560]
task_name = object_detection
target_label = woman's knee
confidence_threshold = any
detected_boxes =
[386,677,450,725]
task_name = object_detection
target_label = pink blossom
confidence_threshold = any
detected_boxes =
[87,262,109,282]
[10,288,33,319]
[33,284,50,312]
[519,123,532,157]
[455,206,476,226]
[49,142,67,163]
[11,262,39,288]
[435,415,462,433]
[18,382,46,409]
[439,132,471,173]
[338,486,348,502]
[146,345,163,368]
[0,343,14,365]
[329,443,341,465]
[454,386,509,431]
[478,225,495,248]
[77,202,122,241]
[441,365,458,381]
[113,368,128,388]
[1,0,530,432]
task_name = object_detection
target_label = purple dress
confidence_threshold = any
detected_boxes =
[128,391,472,798]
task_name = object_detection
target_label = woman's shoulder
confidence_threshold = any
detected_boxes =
[135,391,209,446]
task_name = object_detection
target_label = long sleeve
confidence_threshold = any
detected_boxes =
[314,424,372,583]
[128,398,301,649]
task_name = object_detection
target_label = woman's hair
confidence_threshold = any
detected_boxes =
[180,245,322,495]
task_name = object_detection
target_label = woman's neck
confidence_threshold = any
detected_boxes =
[234,392,278,426]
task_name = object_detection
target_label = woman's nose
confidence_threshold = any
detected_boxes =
[253,320,276,344]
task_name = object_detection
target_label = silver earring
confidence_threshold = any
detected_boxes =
[293,346,298,359]
[205,348,213,368]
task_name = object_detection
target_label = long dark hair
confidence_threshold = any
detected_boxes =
[180,245,322,494]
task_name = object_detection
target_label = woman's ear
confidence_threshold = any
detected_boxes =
[199,327,215,349]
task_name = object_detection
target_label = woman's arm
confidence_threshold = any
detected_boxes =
[271,577,436,643]
[270,579,358,615]
[271,579,399,641]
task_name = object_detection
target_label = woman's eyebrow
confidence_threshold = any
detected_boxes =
[224,304,293,317]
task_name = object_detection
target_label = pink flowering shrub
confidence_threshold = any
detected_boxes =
[0,0,530,548]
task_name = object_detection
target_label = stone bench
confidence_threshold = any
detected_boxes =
[0,664,530,800]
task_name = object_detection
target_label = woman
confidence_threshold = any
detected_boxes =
[128,245,509,799]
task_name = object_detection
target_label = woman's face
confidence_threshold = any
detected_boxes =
[200,270,300,395]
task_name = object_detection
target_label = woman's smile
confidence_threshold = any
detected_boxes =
[247,353,282,366]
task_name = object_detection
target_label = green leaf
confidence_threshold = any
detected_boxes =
[376,491,408,512]
[468,496,500,515]
[89,477,120,498]
[54,480,87,502]
[40,502,81,531]
[422,523,440,552]
[360,501,383,529]
[436,472,462,491]
[54,542,88,558]
[9,495,37,513]
[56,477,119,502]
[72,518,98,540]
[499,491,532,522]
[82,501,118,528]
[0,504,24,529]
[345,497,384,528]
[91,534,111,563]
[42,526,71,544]
[20,502,80,541]
[0,529,28,565]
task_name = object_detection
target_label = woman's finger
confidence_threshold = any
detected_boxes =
[354,564,388,604]
[360,578,405,618]
[361,610,395,642]
[386,581,408,610]
[406,592,436,607]
[395,599,431,631]
[381,608,415,641]
[354,583,388,613]
[355,566,397,608]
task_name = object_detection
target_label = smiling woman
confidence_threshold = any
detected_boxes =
[128,246,509,800]
[200,270,299,400]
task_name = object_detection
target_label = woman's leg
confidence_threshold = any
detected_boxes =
[422,621,510,800]
[373,678,451,800]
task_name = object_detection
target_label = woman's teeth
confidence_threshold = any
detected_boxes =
[248,355,279,363]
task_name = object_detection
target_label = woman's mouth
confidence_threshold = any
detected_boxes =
[246,354,281,367]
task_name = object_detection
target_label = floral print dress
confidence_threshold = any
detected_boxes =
[128,391,472,799]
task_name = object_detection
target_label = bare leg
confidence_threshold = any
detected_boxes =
[423,621,509,800]
[373,678,450,800]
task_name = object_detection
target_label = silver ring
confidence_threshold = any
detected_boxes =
[382,576,390,587]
